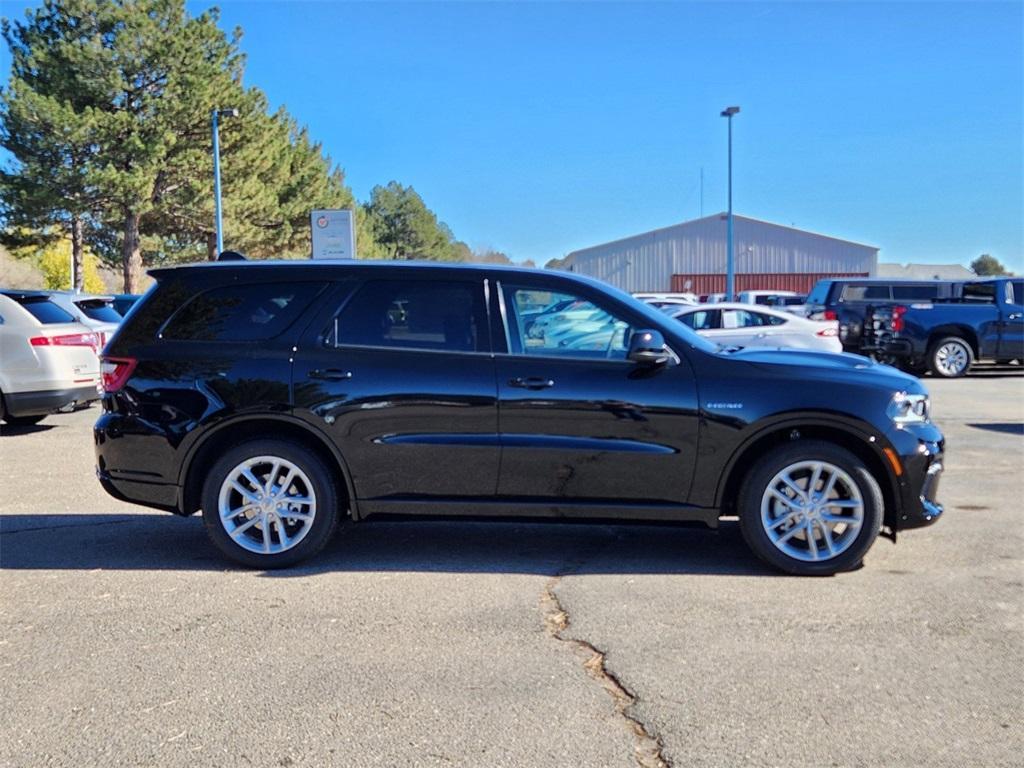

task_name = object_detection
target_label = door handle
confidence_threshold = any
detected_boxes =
[755,332,767,339]
[309,368,353,381]
[1008,312,1023,320]
[509,376,555,390]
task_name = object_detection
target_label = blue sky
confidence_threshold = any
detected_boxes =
[2,1,1022,269]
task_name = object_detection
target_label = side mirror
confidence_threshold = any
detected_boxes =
[627,329,670,366]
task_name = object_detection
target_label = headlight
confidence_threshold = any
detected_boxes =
[887,392,930,424]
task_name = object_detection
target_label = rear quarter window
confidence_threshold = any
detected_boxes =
[160,282,323,342]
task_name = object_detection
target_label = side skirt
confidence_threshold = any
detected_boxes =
[356,497,719,527]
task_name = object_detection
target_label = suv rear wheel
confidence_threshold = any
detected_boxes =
[738,441,883,576]
[201,439,342,568]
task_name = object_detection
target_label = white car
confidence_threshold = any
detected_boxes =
[46,291,123,349]
[736,290,809,317]
[633,291,699,306]
[668,302,842,353]
[0,290,102,426]
[737,289,800,305]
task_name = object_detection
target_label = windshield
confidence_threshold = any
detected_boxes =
[75,299,122,323]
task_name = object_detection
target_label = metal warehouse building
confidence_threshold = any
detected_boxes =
[562,213,879,294]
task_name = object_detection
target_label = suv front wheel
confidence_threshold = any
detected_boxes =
[738,441,883,576]
[201,439,342,568]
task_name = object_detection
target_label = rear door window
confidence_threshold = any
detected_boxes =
[1009,281,1024,306]
[961,282,997,303]
[161,282,323,342]
[12,296,76,324]
[330,279,489,353]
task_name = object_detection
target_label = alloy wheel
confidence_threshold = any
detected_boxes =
[935,342,969,376]
[217,455,317,555]
[760,460,864,563]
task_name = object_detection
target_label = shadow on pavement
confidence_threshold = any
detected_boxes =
[967,422,1024,435]
[962,363,1024,379]
[0,513,773,577]
[0,423,57,437]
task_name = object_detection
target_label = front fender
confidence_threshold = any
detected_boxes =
[696,410,901,517]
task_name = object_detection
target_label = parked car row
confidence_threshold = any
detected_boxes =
[0,288,140,426]
[633,277,1023,377]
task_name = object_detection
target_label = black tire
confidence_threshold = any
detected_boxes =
[2,413,47,427]
[201,439,343,569]
[737,440,883,576]
[928,336,973,378]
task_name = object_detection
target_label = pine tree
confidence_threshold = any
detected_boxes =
[1,0,109,289]
[362,182,462,261]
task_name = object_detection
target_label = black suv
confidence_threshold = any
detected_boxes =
[95,261,945,575]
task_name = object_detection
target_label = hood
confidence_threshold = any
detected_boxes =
[724,347,923,391]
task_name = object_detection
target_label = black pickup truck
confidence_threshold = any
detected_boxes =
[862,277,1024,377]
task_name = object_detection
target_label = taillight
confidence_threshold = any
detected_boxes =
[823,310,837,321]
[816,327,839,337]
[100,357,137,393]
[891,305,907,333]
[30,332,99,349]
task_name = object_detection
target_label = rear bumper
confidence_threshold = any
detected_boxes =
[860,336,915,357]
[4,384,101,417]
[96,468,181,513]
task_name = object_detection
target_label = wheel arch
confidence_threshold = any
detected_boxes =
[714,414,900,530]
[178,414,359,520]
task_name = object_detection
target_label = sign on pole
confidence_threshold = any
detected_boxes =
[311,209,356,259]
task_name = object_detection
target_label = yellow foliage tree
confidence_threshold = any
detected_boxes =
[34,239,108,293]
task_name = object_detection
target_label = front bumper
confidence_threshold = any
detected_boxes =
[4,384,101,417]
[886,422,944,530]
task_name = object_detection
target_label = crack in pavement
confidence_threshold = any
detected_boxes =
[542,574,671,768]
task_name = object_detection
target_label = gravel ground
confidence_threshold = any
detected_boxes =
[1,366,1021,767]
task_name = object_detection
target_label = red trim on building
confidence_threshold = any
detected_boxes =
[670,272,869,296]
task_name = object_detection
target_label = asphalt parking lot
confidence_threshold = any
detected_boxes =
[1,366,1022,767]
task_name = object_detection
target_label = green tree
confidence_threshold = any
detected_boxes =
[145,96,361,263]
[1,0,110,289]
[362,182,461,261]
[970,254,1011,276]
[2,0,246,291]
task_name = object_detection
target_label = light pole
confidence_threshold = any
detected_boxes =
[720,105,740,299]
[212,107,239,256]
